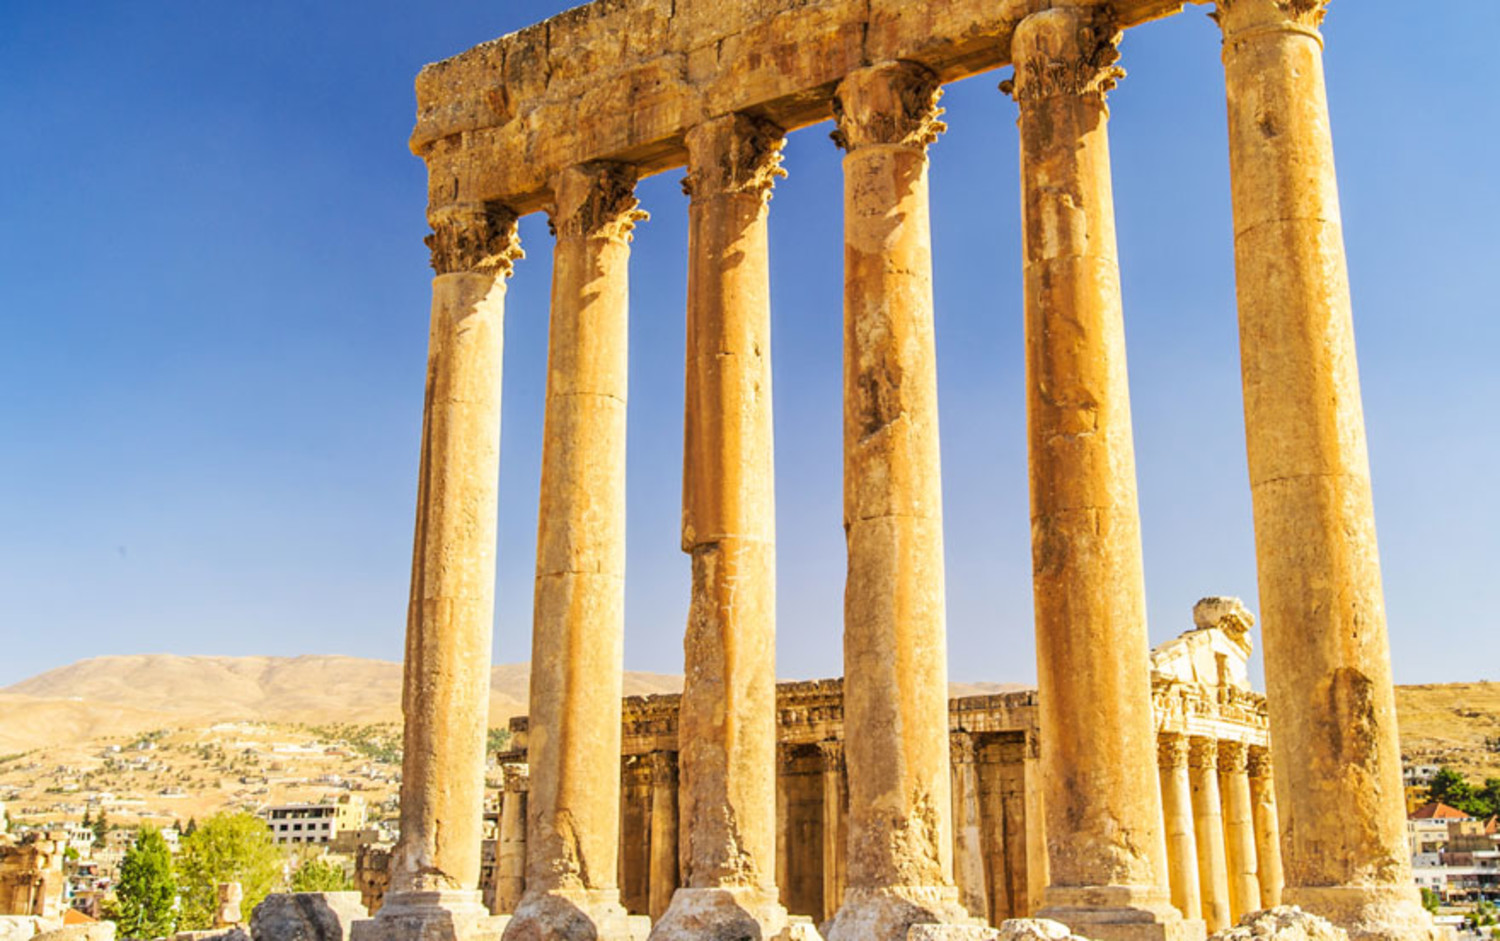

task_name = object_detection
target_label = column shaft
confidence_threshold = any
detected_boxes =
[949,734,989,924]
[1006,10,1189,939]
[393,202,520,897]
[1247,746,1283,908]
[820,741,850,926]
[650,113,787,941]
[506,163,643,941]
[1213,2,1436,937]
[825,60,969,941]
[1188,738,1231,933]
[496,765,530,914]
[1217,742,1261,921]
[1157,735,1202,923]
[648,752,680,922]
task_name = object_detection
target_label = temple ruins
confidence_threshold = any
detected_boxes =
[349,0,1443,940]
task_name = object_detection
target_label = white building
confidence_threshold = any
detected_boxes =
[262,795,364,846]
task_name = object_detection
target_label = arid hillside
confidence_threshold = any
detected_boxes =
[1394,681,1500,780]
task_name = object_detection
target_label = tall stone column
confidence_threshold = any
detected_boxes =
[1212,2,1438,938]
[824,60,971,941]
[1187,738,1230,933]
[496,765,530,915]
[820,740,850,926]
[648,751,680,922]
[1005,11,1197,941]
[358,202,522,941]
[1157,734,1202,923]
[949,733,989,924]
[1246,746,1283,908]
[1216,741,1260,921]
[504,163,644,941]
[649,112,788,941]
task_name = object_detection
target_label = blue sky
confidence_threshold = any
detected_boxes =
[1,2,1496,689]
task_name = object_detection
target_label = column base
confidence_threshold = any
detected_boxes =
[823,885,977,941]
[647,886,787,941]
[350,891,510,941]
[500,888,641,941]
[1282,887,1452,941]
[1039,886,1204,941]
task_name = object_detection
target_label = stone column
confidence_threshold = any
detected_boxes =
[1005,11,1196,941]
[648,751,680,922]
[1188,737,1230,933]
[1217,741,1260,921]
[1246,746,1283,908]
[496,764,530,915]
[1212,2,1437,938]
[1157,734,1202,923]
[819,740,850,926]
[824,60,970,941]
[649,112,788,941]
[504,163,645,941]
[949,733,989,924]
[359,202,521,941]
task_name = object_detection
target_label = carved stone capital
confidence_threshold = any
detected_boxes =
[1218,739,1249,773]
[502,762,530,793]
[817,739,846,771]
[949,732,976,765]
[1246,744,1273,779]
[1001,6,1125,105]
[682,113,787,203]
[1187,735,1219,770]
[648,749,678,786]
[1211,0,1328,38]
[831,61,947,152]
[548,161,649,243]
[425,201,524,276]
[1157,732,1189,771]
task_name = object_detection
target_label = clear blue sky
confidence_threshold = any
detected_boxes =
[2,2,1496,689]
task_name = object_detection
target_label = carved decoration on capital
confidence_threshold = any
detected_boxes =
[648,750,678,786]
[547,162,649,243]
[426,201,524,277]
[1157,732,1189,771]
[1000,7,1125,105]
[949,732,976,765]
[1246,745,1273,780]
[1187,735,1219,771]
[831,61,947,152]
[1210,0,1328,33]
[681,113,787,203]
[817,739,846,772]
[1217,739,1249,773]
[502,763,530,793]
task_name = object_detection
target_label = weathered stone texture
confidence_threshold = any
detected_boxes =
[1205,906,1346,941]
[252,893,368,941]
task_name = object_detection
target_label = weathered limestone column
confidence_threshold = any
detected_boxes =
[819,740,850,926]
[949,733,989,924]
[1246,746,1283,908]
[357,202,521,941]
[648,751,680,922]
[504,163,645,941]
[1216,741,1260,921]
[1212,3,1438,938]
[824,60,971,941]
[1157,734,1202,923]
[1005,11,1198,941]
[1187,737,1230,934]
[496,764,530,915]
[649,112,788,941]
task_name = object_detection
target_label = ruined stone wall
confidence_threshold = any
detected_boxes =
[0,833,66,918]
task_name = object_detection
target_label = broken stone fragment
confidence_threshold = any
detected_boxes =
[1206,906,1349,941]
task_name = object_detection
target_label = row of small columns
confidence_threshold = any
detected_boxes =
[368,1,1440,940]
[1157,736,1284,934]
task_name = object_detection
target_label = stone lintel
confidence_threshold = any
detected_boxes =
[412,0,1192,215]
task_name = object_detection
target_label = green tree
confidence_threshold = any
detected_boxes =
[176,812,280,930]
[113,827,177,940]
[92,809,109,843]
[1420,886,1440,914]
[290,856,351,892]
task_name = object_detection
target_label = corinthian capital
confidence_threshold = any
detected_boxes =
[1001,6,1125,104]
[1217,739,1249,773]
[1187,735,1219,770]
[1211,0,1328,37]
[831,61,947,152]
[681,113,787,203]
[425,201,524,276]
[1157,732,1189,771]
[548,162,649,243]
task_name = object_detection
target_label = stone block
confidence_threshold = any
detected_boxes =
[773,923,825,941]
[251,893,368,941]
[0,918,42,941]
[1206,907,1348,941]
[32,924,116,941]
[907,926,1001,941]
